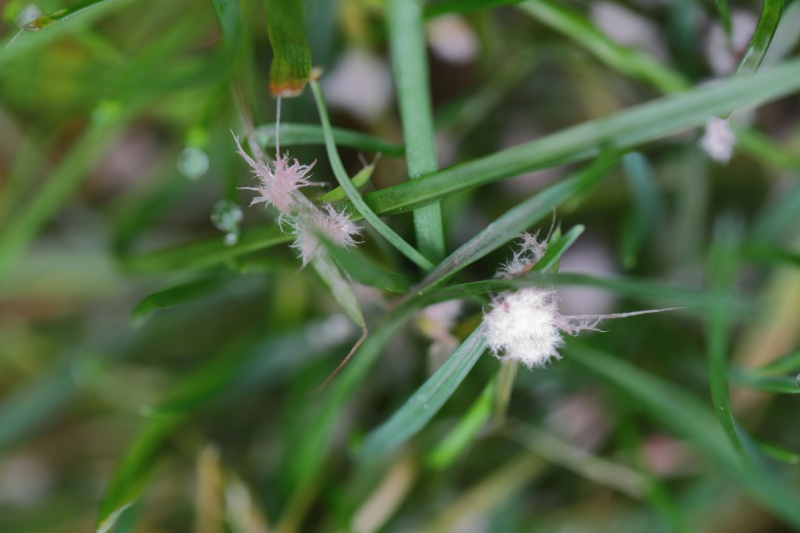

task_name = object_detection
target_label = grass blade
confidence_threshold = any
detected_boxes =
[412,154,618,295]
[519,0,689,93]
[118,226,291,274]
[729,370,799,395]
[95,416,182,533]
[361,58,800,216]
[130,277,224,327]
[567,341,800,527]
[360,324,488,459]
[310,80,434,271]
[264,0,312,96]
[427,376,495,470]
[706,218,744,452]
[387,0,445,262]
[22,0,118,30]
[736,0,784,76]
[254,123,404,156]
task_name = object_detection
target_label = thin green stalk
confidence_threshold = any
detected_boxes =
[736,0,784,76]
[310,80,435,271]
[386,0,446,263]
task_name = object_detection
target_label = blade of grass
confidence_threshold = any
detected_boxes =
[743,244,800,270]
[130,277,225,327]
[0,118,126,279]
[360,324,487,459]
[264,0,312,96]
[707,217,744,452]
[736,0,784,76]
[0,364,74,451]
[752,350,800,375]
[322,237,414,293]
[729,369,799,394]
[254,123,404,156]
[118,226,292,274]
[279,305,417,530]
[426,376,495,470]
[567,341,800,527]
[424,0,526,18]
[22,0,121,30]
[361,58,800,216]
[310,80,434,271]
[519,0,689,93]
[712,0,732,38]
[411,154,618,296]
[620,153,663,269]
[318,159,376,204]
[95,416,182,533]
[386,0,445,262]
[427,272,747,314]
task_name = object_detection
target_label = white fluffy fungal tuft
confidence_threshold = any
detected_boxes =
[700,117,736,163]
[497,232,548,278]
[483,287,595,368]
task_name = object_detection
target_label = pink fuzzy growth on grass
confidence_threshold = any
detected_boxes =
[291,204,362,266]
[234,135,316,214]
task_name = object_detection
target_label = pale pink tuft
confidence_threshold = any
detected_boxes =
[234,135,316,214]
[290,204,362,266]
[700,117,736,163]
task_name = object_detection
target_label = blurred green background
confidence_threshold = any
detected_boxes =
[1,0,800,532]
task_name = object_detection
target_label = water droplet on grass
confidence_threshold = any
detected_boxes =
[178,147,209,180]
[211,200,243,246]
[16,4,42,29]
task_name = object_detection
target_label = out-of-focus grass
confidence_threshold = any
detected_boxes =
[1,1,800,532]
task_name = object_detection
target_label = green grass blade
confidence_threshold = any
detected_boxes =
[412,154,618,295]
[536,224,585,273]
[360,324,487,459]
[620,153,662,269]
[425,0,526,18]
[713,0,732,37]
[254,123,404,156]
[318,160,376,204]
[0,120,124,279]
[736,0,785,76]
[95,416,182,533]
[210,0,243,60]
[743,244,800,270]
[387,0,445,262]
[361,59,800,216]
[753,350,800,375]
[567,342,800,527]
[310,80,434,271]
[22,0,118,30]
[519,0,689,93]
[311,252,366,332]
[130,277,224,327]
[706,218,743,452]
[118,226,291,274]
[729,370,799,395]
[285,306,417,506]
[428,272,747,313]
[427,376,495,470]
[323,238,414,293]
[0,364,74,450]
[264,0,312,96]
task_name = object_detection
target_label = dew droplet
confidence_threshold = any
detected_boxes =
[178,146,209,180]
[16,4,42,29]
[211,200,243,246]
[796,373,799,388]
